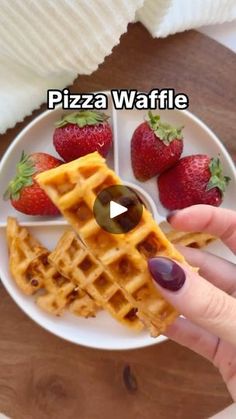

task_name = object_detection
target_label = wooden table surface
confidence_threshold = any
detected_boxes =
[0,23,235,419]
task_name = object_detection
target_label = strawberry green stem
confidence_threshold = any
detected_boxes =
[3,152,35,201]
[147,111,183,145]
[206,157,231,195]
[55,110,110,128]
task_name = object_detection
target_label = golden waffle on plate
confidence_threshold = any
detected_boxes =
[7,217,48,295]
[33,252,98,317]
[166,230,216,249]
[6,217,98,317]
[37,152,191,336]
[50,230,143,330]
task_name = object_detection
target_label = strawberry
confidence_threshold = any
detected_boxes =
[131,111,183,181]
[158,155,231,210]
[4,152,62,216]
[53,110,112,162]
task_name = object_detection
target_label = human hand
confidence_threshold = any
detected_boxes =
[148,205,236,400]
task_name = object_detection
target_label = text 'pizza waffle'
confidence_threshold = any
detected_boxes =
[37,152,192,336]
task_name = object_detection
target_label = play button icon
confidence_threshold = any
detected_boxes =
[110,201,128,219]
[93,185,143,234]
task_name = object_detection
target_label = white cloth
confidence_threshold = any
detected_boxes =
[0,0,236,134]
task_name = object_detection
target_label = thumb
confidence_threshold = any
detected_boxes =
[148,257,236,346]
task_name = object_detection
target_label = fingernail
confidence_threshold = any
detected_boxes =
[148,257,186,291]
[166,211,178,223]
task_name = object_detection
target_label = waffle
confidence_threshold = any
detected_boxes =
[6,217,98,317]
[7,217,48,295]
[33,252,98,317]
[37,152,191,336]
[50,230,143,330]
[166,230,216,249]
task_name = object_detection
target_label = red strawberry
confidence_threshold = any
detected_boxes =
[4,152,62,216]
[131,112,183,181]
[158,155,231,210]
[53,110,112,162]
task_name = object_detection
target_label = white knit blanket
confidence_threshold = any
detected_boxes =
[0,0,235,134]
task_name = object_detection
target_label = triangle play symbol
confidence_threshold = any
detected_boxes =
[110,201,128,219]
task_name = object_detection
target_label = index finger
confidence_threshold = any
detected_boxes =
[168,205,236,254]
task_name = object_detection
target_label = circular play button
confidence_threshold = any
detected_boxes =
[93,185,143,234]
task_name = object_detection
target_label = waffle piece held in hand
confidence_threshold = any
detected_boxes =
[166,230,215,249]
[50,230,143,330]
[36,152,190,336]
[6,217,98,317]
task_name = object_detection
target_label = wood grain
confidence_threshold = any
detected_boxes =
[0,23,235,419]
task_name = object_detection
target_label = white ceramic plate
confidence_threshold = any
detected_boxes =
[0,91,236,350]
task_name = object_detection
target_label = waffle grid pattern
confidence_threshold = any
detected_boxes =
[50,230,143,330]
[37,152,190,336]
[7,217,48,295]
[7,218,98,317]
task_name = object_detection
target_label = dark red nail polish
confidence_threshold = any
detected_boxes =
[148,257,186,291]
[166,211,179,223]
